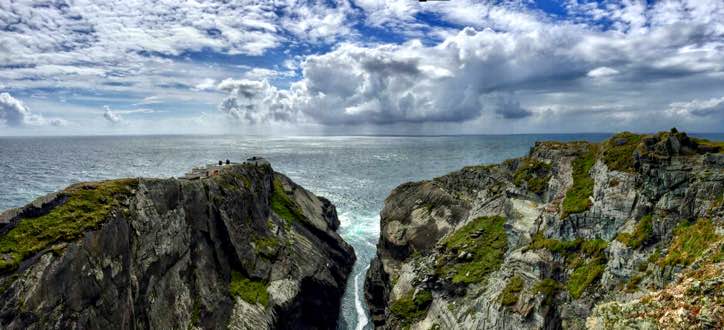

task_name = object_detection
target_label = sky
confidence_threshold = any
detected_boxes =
[0,0,723,136]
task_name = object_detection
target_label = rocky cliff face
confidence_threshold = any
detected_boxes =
[365,130,723,329]
[0,163,355,329]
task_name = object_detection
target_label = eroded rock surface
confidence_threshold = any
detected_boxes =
[0,163,355,330]
[365,130,723,329]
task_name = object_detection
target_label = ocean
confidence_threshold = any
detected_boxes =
[2,133,722,329]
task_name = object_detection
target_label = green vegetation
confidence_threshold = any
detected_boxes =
[658,219,720,267]
[389,290,433,327]
[527,233,607,258]
[533,278,562,305]
[527,232,581,254]
[270,177,305,224]
[566,258,606,299]
[616,214,654,249]
[500,275,524,306]
[561,146,596,218]
[190,300,201,328]
[229,271,269,307]
[0,179,138,272]
[601,132,643,173]
[253,236,280,258]
[436,216,507,285]
[513,158,552,195]
[691,137,724,154]
[527,233,608,299]
[624,273,644,293]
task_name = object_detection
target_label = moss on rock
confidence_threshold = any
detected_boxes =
[500,275,524,306]
[435,216,507,285]
[562,145,596,218]
[658,218,720,267]
[526,233,608,299]
[513,158,552,195]
[567,257,606,299]
[0,179,138,272]
[601,132,643,173]
[229,271,269,307]
[533,278,562,305]
[271,176,305,225]
[389,290,433,327]
[616,214,654,249]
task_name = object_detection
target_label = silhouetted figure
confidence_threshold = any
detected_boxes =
[218,160,223,166]
[226,159,230,165]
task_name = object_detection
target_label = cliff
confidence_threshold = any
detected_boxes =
[0,162,355,329]
[365,129,724,329]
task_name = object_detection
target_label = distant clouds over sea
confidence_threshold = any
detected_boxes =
[1,1,723,135]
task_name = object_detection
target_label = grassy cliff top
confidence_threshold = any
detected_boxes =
[0,179,138,272]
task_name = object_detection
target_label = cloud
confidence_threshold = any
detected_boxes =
[2,0,724,133]
[587,66,620,78]
[668,96,724,117]
[193,79,217,92]
[216,79,295,124]
[0,92,37,126]
[0,92,64,127]
[213,0,724,129]
[482,93,532,119]
[103,106,123,124]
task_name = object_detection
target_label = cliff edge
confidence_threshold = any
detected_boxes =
[0,162,355,329]
[365,129,723,329]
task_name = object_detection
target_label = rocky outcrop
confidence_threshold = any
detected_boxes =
[0,163,355,329]
[365,129,723,329]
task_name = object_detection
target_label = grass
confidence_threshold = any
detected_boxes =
[253,236,280,259]
[624,273,644,293]
[601,132,643,173]
[616,214,654,249]
[658,218,720,267]
[527,232,581,254]
[0,179,138,272]
[526,233,608,299]
[270,177,305,225]
[513,158,552,195]
[229,271,269,307]
[561,145,596,218]
[691,137,724,154]
[389,290,433,327]
[566,257,606,299]
[500,275,524,306]
[435,216,507,285]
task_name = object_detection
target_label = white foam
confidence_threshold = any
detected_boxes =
[354,265,370,330]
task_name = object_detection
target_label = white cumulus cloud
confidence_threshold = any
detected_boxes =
[0,92,64,127]
[103,106,123,124]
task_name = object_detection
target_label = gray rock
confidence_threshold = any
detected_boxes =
[0,164,355,330]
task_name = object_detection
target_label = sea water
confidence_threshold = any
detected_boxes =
[2,133,721,329]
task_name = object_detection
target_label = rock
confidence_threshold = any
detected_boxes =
[0,163,355,330]
[365,130,724,329]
